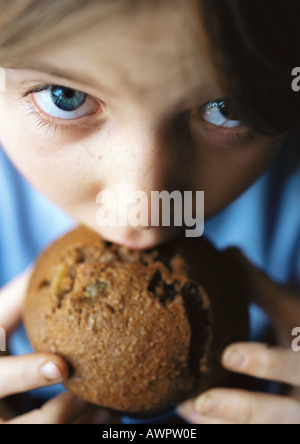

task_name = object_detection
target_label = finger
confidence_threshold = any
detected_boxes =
[177,400,239,425]
[6,393,88,424]
[222,343,300,387]
[0,353,68,398]
[290,387,300,400]
[192,388,300,424]
[0,267,32,335]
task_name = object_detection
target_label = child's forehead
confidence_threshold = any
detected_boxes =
[22,0,220,108]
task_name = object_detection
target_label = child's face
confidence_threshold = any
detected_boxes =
[0,0,281,249]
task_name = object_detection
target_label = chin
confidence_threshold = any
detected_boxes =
[80,222,183,250]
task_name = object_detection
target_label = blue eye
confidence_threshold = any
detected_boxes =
[202,100,242,128]
[50,86,87,111]
[33,85,100,120]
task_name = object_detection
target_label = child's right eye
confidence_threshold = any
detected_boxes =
[19,83,103,133]
[32,85,101,120]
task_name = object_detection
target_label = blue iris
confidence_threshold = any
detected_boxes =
[50,86,87,111]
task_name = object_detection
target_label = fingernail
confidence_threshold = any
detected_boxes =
[223,348,246,369]
[195,394,219,415]
[40,360,63,382]
[177,401,207,424]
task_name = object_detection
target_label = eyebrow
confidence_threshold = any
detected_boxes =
[13,61,221,108]
[16,61,117,96]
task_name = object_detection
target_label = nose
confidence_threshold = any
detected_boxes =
[91,112,194,246]
[91,109,195,244]
[107,123,173,228]
[106,113,192,193]
[103,117,186,198]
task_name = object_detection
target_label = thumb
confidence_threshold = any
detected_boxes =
[0,266,33,336]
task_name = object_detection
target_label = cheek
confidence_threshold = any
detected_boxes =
[188,137,281,217]
[0,107,106,212]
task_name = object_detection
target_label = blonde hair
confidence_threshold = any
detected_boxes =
[0,0,133,66]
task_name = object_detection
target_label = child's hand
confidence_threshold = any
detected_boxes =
[177,250,300,424]
[0,268,118,424]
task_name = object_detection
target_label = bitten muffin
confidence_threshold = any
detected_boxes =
[24,226,248,414]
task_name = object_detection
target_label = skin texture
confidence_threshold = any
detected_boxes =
[0,0,281,249]
[0,0,297,424]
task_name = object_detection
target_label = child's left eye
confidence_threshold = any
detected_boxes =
[32,85,100,120]
[202,99,242,128]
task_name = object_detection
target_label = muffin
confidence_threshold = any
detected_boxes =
[24,226,248,414]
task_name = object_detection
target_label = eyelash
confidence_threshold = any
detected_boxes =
[19,83,255,143]
[19,83,102,135]
[198,114,255,144]
[205,128,256,146]
[194,102,255,145]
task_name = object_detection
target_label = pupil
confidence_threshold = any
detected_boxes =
[219,101,236,120]
[51,86,87,111]
[64,90,75,99]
